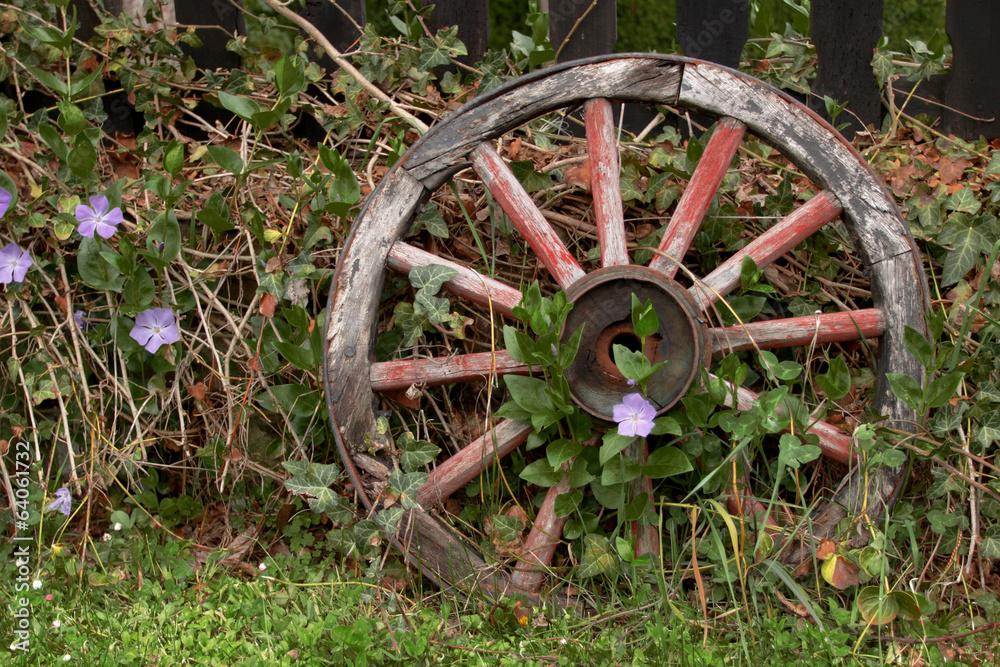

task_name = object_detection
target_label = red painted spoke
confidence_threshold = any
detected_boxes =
[371,351,533,391]
[511,475,572,592]
[710,309,885,354]
[416,420,533,507]
[471,143,586,289]
[629,441,659,559]
[649,117,746,277]
[387,241,522,317]
[716,377,855,464]
[692,190,843,309]
[585,98,629,268]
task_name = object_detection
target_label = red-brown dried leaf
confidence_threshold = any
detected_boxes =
[563,158,592,192]
[260,293,276,318]
[188,382,208,401]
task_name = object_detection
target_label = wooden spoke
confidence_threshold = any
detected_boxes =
[371,351,532,391]
[629,441,659,559]
[511,475,572,592]
[710,309,885,354]
[471,143,586,289]
[585,98,629,267]
[649,117,746,277]
[691,190,843,309]
[387,241,522,316]
[416,420,533,507]
[718,378,855,464]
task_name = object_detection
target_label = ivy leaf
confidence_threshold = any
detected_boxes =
[398,436,440,472]
[578,534,619,578]
[976,411,1000,448]
[417,26,467,70]
[981,525,1000,558]
[411,202,449,238]
[939,217,987,285]
[944,187,981,215]
[409,263,458,292]
[510,160,552,192]
[388,469,428,510]
[414,290,451,322]
[282,461,344,514]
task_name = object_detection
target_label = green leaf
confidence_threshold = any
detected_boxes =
[122,269,156,310]
[57,102,87,136]
[162,140,185,177]
[651,415,682,436]
[777,433,821,469]
[760,350,801,382]
[519,459,563,487]
[816,355,851,400]
[578,534,618,578]
[504,326,537,364]
[903,325,934,369]
[398,436,440,473]
[282,461,344,514]
[631,295,659,338]
[503,375,553,413]
[411,201,449,238]
[68,138,98,179]
[417,26,467,70]
[945,187,981,215]
[546,438,581,469]
[510,160,553,192]
[924,372,963,409]
[601,456,641,486]
[976,411,1000,448]
[218,90,262,121]
[28,65,68,96]
[554,490,583,517]
[857,586,899,625]
[77,238,125,291]
[599,430,636,466]
[886,373,923,410]
[274,54,305,96]
[987,153,1000,175]
[273,341,315,371]
[890,591,924,621]
[388,469,428,510]
[981,525,1000,558]
[567,456,596,487]
[558,323,585,369]
[642,446,692,478]
[938,214,988,285]
[880,448,907,467]
[613,344,648,382]
[414,290,451,322]
[409,264,458,292]
[208,145,244,176]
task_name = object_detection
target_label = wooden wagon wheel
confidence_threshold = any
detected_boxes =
[324,55,928,598]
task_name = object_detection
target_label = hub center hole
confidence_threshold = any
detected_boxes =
[609,331,642,355]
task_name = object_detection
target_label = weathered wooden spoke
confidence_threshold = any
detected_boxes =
[470,143,586,290]
[585,98,629,268]
[325,55,928,599]
[387,241,521,316]
[710,309,886,354]
[691,190,843,309]
[370,351,531,391]
[649,116,746,277]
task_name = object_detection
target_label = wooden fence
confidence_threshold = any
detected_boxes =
[75,0,999,140]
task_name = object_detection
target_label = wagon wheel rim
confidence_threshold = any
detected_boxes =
[324,54,928,598]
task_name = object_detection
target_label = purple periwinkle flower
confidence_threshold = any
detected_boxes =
[75,195,123,239]
[613,393,656,438]
[0,243,32,284]
[627,378,637,387]
[74,310,92,332]
[129,307,181,353]
[0,185,12,218]
[47,487,72,516]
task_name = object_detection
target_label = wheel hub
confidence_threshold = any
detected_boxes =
[561,265,710,421]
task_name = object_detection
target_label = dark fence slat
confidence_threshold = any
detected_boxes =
[176,0,244,70]
[675,0,748,70]
[810,0,883,138]
[942,0,1000,139]
[298,0,366,55]
[424,0,489,66]
[548,0,617,63]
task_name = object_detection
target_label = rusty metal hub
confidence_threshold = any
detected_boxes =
[561,265,710,421]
